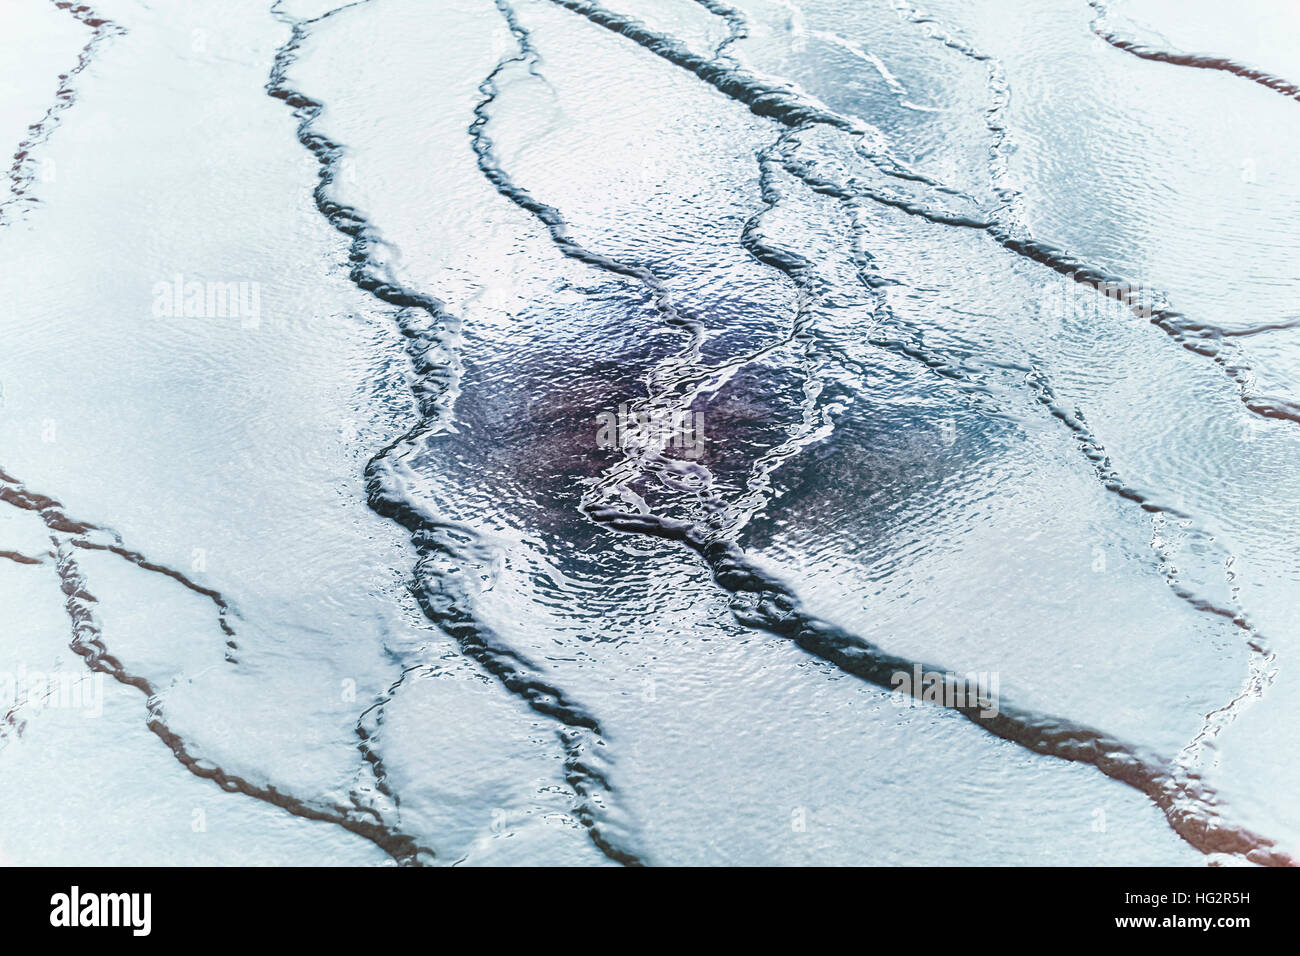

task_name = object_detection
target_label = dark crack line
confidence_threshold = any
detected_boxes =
[583,500,1293,866]
[546,0,1300,428]
[266,0,642,867]
[889,0,1300,426]
[0,549,49,566]
[535,0,1294,865]
[0,465,434,863]
[1088,0,1300,102]
[738,126,1282,863]
[53,538,435,863]
[690,0,749,63]
[0,467,236,648]
[477,0,718,520]
[878,0,1282,775]
[2,1,124,224]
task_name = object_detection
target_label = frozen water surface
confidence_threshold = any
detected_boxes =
[0,0,1297,865]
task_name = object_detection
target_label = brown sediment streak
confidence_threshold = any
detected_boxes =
[1088,0,1300,103]
[0,463,434,862]
[0,549,48,566]
[53,538,435,863]
[2,2,124,224]
[69,539,236,638]
[0,468,236,646]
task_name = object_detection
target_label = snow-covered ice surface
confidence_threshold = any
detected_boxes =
[0,0,1297,865]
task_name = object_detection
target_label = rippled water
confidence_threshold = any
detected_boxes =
[1,0,1297,866]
